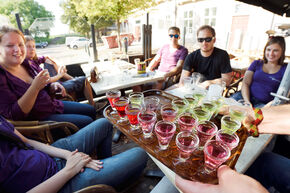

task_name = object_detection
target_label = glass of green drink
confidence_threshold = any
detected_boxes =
[221,115,241,134]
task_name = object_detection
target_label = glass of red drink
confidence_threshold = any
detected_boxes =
[154,120,176,157]
[196,121,218,150]
[160,104,178,122]
[138,111,157,144]
[177,112,198,132]
[215,130,239,150]
[175,131,199,163]
[106,90,121,118]
[125,103,142,135]
[113,97,129,125]
[203,140,231,173]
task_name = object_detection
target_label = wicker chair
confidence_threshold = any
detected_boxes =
[74,184,117,193]
[223,67,247,97]
[8,120,79,144]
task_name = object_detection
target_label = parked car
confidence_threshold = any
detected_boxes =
[35,41,48,48]
[69,37,92,49]
[65,36,81,48]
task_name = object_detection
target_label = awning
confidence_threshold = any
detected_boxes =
[237,0,290,17]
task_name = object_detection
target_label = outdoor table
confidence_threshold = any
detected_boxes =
[81,60,164,95]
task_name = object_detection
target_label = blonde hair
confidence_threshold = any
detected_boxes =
[0,25,25,43]
[24,35,38,61]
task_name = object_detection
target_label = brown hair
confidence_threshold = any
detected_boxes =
[168,26,180,34]
[24,35,38,60]
[197,25,216,37]
[263,36,286,66]
[0,25,25,43]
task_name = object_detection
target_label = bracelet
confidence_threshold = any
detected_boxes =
[248,108,263,137]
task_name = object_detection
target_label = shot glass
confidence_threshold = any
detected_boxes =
[220,115,242,135]
[160,104,178,122]
[114,97,129,125]
[183,77,192,90]
[144,96,160,112]
[196,120,218,149]
[175,131,199,162]
[172,98,189,115]
[184,94,198,110]
[177,112,198,132]
[129,92,144,107]
[203,140,231,173]
[154,120,176,157]
[192,89,207,105]
[191,72,202,88]
[138,111,157,144]
[215,130,240,150]
[106,90,121,118]
[192,106,211,121]
[201,98,218,120]
[125,103,142,135]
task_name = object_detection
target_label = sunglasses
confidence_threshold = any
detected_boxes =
[169,34,179,38]
[197,37,214,43]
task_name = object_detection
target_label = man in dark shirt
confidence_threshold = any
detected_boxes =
[179,25,232,88]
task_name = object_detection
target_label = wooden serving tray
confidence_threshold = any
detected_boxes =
[103,89,248,184]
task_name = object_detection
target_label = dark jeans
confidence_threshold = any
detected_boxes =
[44,101,96,129]
[230,91,266,108]
[245,152,290,193]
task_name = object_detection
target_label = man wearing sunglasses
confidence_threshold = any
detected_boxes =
[147,26,188,89]
[179,25,232,89]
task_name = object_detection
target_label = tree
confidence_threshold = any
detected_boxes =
[0,0,54,33]
[71,0,156,50]
[60,0,113,38]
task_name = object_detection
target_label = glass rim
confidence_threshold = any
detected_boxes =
[216,130,240,146]
[155,120,176,131]
[113,97,128,106]
[106,89,121,97]
[172,98,189,106]
[176,131,199,148]
[196,120,218,134]
[204,140,231,160]
[129,92,144,97]
[137,111,157,122]
[178,112,198,125]
[221,115,242,126]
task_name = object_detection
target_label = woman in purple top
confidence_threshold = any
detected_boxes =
[0,26,96,129]
[231,36,287,107]
[0,116,147,192]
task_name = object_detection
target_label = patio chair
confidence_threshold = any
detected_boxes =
[223,67,247,97]
[74,184,117,193]
[8,119,79,144]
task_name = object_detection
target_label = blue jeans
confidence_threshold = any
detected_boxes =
[44,101,96,129]
[52,118,148,192]
[245,152,290,193]
[230,91,266,108]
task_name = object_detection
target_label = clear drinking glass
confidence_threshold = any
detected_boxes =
[192,106,211,121]
[154,120,176,157]
[177,112,198,132]
[144,96,160,112]
[216,130,240,150]
[175,131,199,163]
[191,72,202,89]
[125,103,142,135]
[203,140,231,174]
[196,120,218,150]
[201,98,218,120]
[172,98,189,116]
[220,115,241,135]
[113,97,129,125]
[160,104,178,122]
[184,94,198,110]
[129,92,144,107]
[138,111,157,144]
[192,88,207,105]
[106,90,121,119]
[183,77,192,90]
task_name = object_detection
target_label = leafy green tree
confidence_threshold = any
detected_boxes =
[60,0,113,39]
[0,0,54,33]
[71,0,156,49]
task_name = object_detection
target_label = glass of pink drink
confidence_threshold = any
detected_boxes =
[138,111,157,144]
[175,131,199,164]
[203,140,231,173]
[196,121,218,150]
[215,130,239,150]
[161,104,178,122]
[106,90,121,118]
[113,97,129,125]
[177,112,198,132]
[154,120,176,157]
[125,104,142,135]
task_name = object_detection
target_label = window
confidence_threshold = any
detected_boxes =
[204,7,217,27]
[184,10,194,34]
